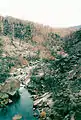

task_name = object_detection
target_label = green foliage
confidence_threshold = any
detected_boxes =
[64,30,81,56]
[0,38,15,83]
[31,30,81,120]
[25,24,33,40]
[0,58,10,83]
[3,19,13,36]
[14,23,33,41]
[0,21,3,33]
[0,57,15,83]
[3,18,33,42]
[44,32,63,56]
[14,23,25,39]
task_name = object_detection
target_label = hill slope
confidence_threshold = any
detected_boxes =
[0,15,81,120]
[0,16,77,59]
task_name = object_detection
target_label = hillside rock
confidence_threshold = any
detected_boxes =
[0,79,20,107]
[0,79,20,95]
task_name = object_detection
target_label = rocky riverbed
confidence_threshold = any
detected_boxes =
[26,64,54,120]
[0,64,35,120]
[0,62,54,120]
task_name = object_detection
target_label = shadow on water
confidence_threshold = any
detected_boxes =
[0,87,37,120]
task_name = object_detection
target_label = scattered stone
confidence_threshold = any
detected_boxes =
[0,79,20,95]
[9,99,13,104]
[12,114,22,120]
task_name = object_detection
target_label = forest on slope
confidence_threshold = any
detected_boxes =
[0,15,73,83]
[30,29,81,120]
[0,16,81,120]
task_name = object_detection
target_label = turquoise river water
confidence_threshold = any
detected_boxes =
[0,87,38,120]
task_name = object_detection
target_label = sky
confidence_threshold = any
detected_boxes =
[0,0,81,28]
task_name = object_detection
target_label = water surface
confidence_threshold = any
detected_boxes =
[0,87,35,120]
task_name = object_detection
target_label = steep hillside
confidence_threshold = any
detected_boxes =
[0,15,77,83]
[0,15,81,120]
[29,29,81,120]
[0,16,76,59]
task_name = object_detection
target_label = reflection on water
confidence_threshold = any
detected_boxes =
[0,87,35,120]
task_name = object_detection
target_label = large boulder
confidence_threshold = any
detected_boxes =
[0,79,20,95]
[0,79,20,107]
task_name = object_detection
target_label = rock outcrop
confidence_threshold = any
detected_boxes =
[0,79,20,107]
[0,79,20,95]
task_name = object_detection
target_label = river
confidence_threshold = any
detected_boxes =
[0,87,38,120]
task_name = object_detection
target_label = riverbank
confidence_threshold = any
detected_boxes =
[14,63,54,120]
[28,86,54,120]
[0,64,35,120]
[26,64,54,120]
[0,87,33,120]
[0,62,54,120]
